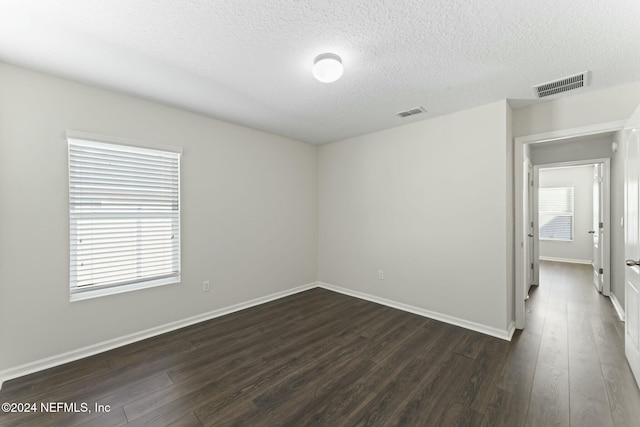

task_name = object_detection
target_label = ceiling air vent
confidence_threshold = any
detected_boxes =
[533,72,589,98]
[396,106,426,118]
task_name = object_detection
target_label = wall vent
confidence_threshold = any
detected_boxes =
[533,72,589,98]
[396,106,426,118]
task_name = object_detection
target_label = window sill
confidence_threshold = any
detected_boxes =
[70,276,180,302]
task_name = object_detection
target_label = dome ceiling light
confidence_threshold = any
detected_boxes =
[312,53,343,83]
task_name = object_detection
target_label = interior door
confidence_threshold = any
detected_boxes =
[624,105,640,386]
[593,163,603,292]
[525,159,535,296]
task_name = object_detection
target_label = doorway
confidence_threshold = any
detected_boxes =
[514,121,625,329]
[531,160,611,300]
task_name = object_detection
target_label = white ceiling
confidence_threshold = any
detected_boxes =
[1,1,639,144]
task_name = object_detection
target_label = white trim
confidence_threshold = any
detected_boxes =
[70,276,180,302]
[317,282,513,341]
[539,256,593,265]
[610,292,626,322]
[506,321,516,340]
[514,121,624,330]
[66,130,183,154]
[0,282,317,390]
[514,121,626,145]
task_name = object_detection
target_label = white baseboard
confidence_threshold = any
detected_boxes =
[0,282,318,390]
[317,282,513,341]
[539,256,592,265]
[610,292,625,322]
[506,321,516,340]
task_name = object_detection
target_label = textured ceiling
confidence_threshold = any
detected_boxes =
[1,0,639,144]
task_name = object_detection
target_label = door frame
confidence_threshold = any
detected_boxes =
[532,159,611,296]
[514,120,625,329]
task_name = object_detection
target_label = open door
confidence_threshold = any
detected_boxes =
[524,159,535,296]
[593,163,604,292]
[624,104,640,386]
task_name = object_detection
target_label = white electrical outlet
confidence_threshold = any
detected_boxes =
[378,270,384,280]
[203,280,210,292]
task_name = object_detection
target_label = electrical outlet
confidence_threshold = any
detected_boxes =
[203,280,210,292]
[378,270,384,280]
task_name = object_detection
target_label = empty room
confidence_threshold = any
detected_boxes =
[2,1,640,426]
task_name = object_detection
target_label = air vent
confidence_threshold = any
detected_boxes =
[533,72,589,98]
[396,106,426,118]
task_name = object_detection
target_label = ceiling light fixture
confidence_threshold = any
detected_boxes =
[313,53,343,83]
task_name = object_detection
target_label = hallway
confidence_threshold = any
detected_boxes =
[515,260,640,426]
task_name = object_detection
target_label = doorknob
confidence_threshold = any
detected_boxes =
[588,230,595,234]
[527,234,533,237]
[626,259,640,266]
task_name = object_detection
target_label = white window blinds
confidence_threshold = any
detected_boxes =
[68,135,181,300]
[539,187,574,241]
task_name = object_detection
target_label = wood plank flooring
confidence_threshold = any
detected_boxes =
[1,261,639,426]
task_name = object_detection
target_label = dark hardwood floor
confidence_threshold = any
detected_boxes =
[1,261,639,426]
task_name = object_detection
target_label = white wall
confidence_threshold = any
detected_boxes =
[318,100,512,336]
[0,63,318,373]
[538,166,594,262]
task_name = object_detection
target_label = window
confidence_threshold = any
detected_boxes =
[68,132,181,301]
[539,187,574,241]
